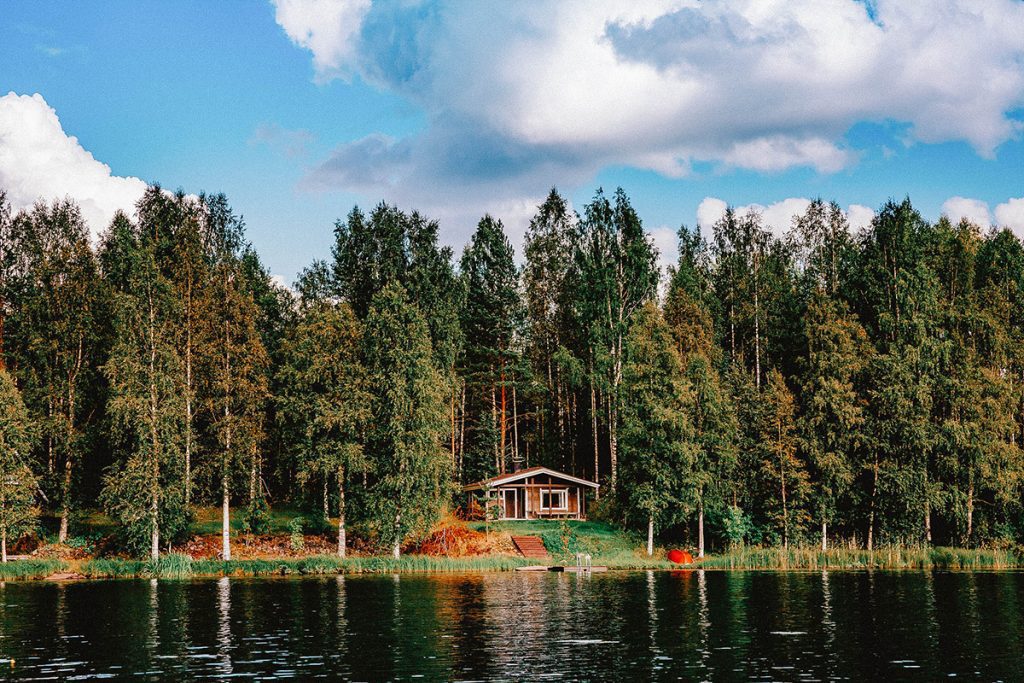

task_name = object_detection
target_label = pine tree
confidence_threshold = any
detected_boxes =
[524,188,577,470]
[664,224,736,557]
[855,199,939,545]
[799,294,868,549]
[0,369,38,562]
[364,283,449,557]
[459,215,525,480]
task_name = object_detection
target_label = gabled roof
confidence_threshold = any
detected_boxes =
[462,466,600,492]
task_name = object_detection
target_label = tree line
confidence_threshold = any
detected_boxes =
[2,185,1024,560]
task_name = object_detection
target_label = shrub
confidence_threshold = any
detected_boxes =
[241,497,271,536]
[288,517,305,551]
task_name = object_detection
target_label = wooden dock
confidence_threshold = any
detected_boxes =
[515,565,609,572]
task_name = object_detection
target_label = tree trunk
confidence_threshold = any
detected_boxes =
[59,459,71,543]
[590,362,599,496]
[491,383,499,474]
[698,499,705,559]
[323,477,329,519]
[151,509,160,562]
[867,453,879,551]
[966,478,974,546]
[184,280,193,508]
[821,519,828,552]
[646,515,654,557]
[337,466,346,558]
[150,293,160,564]
[2,529,7,563]
[222,475,231,561]
[754,255,761,390]
[392,511,402,559]
[459,383,466,480]
[511,376,520,470]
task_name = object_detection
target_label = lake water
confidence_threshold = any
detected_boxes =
[0,570,1021,680]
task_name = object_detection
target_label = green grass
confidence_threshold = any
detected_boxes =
[469,519,672,569]
[77,554,532,579]
[695,546,1024,570]
[190,506,305,535]
[0,559,67,579]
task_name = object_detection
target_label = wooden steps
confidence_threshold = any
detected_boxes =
[511,535,549,559]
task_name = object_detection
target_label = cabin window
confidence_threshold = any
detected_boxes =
[541,488,568,511]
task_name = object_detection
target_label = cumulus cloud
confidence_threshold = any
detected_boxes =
[846,204,875,232]
[695,196,874,241]
[995,198,1024,238]
[277,0,1024,194]
[0,92,147,239]
[272,0,371,82]
[942,196,992,227]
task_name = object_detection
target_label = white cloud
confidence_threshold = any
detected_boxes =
[942,196,992,227]
[272,0,371,82]
[649,225,679,277]
[696,197,728,234]
[995,197,1024,238]
[0,92,147,239]
[846,204,875,232]
[279,0,1024,191]
[696,196,875,241]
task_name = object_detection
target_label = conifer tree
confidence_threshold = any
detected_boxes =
[664,224,736,557]
[524,188,577,469]
[459,215,525,480]
[799,294,868,549]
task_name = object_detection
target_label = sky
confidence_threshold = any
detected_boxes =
[2,0,1024,283]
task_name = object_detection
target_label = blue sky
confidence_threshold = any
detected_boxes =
[2,1,1023,281]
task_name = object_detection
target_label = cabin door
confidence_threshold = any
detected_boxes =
[500,489,518,520]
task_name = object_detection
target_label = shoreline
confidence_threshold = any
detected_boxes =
[3,546,1022,582]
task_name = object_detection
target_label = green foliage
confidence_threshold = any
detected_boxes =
[241,496,271,536]
[618,303,697,540]
[7,185,1024,558]
[288,517,305,551]
[363,284,450,555]
[0,369,39,556]
[719,505,753,549]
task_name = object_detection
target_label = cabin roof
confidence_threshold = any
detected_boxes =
[462,466,600,492]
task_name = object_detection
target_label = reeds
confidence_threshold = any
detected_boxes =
[694,546,1024,570]
[0,559,66,579]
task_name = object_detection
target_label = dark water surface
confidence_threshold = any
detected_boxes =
[0,570,1022,680]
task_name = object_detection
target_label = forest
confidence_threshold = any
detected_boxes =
[1,184,1023,561]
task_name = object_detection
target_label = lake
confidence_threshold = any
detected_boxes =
[0,570,1021,680]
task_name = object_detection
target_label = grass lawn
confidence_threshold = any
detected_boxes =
[468,519,675,569]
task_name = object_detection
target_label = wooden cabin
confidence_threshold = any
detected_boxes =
[463,467,599,520]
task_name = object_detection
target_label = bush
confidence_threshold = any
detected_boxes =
[241,497,271,536]
[289,517,305,551]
